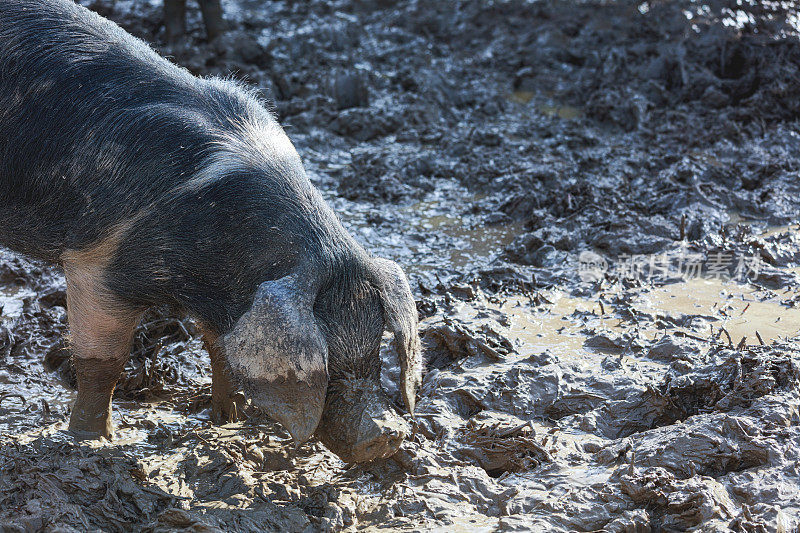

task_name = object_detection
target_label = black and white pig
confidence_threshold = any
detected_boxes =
[0,0,422,463]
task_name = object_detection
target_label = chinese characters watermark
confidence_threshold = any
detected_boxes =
[578,248,764,283]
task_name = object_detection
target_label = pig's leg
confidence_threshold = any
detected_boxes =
[197,0,225,41]
[164,0,187,42]
[63,259,142,439]
[201,331,243,424]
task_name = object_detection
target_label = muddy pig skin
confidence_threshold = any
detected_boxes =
[0,0,421,463]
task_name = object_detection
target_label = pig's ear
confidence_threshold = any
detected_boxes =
[220,274,328,444]
[369,258,422,414]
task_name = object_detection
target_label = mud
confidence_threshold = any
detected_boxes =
[4,0,800,531]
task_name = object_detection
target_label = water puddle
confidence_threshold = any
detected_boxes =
[633,277,800,344]
[757,223,800,240]
[439,275,800,375]
[537,103,582,120]
[407,201,524,271]
[442,291,610,364]
[328,180,525,276]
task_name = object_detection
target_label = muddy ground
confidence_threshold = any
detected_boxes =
[4,0,800,531]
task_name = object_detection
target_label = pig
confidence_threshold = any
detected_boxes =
[164,0,225,42]
[0,0,422,463]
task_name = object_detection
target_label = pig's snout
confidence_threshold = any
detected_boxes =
[315,379,411,463]
[351,416,408,463]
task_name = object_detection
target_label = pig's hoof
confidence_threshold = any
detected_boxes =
[67,420,113,441]
[68,427,112,441]
[68,409,113,440]
[212,392,246,424]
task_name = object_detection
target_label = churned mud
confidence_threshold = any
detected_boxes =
[5,0,800,531]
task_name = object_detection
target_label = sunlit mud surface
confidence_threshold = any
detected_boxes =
[5,0,800,531]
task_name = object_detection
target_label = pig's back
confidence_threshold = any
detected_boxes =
[0,0,355,330]
[0,0,280,261]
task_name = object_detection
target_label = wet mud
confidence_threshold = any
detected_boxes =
[4,0,800,531]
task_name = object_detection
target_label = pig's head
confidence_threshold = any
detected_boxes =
[219,257,422,463]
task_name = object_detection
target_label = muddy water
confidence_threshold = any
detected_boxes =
[445,274,800,363]
[636,278,800,344]
[322,177,525,278]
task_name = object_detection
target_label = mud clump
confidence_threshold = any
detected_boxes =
[422,314,515,368]
[458,416,552,477]
[620,467,739,530]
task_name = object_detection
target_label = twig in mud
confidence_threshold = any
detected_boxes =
[736,336,747,350]
[174,319,191,340]
[117,412,136,429]
[187,428,211,445]
[756,330,765,345]
[674,331,712,344]
[680,214,686,241]
[598,299,606,316]
[720,327,733,347]
[741,303,750,316]
[622,336,634,355]
[40,399,51,419]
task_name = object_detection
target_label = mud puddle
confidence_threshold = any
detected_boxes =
[635,278,800,344]
[321,177,525,279]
